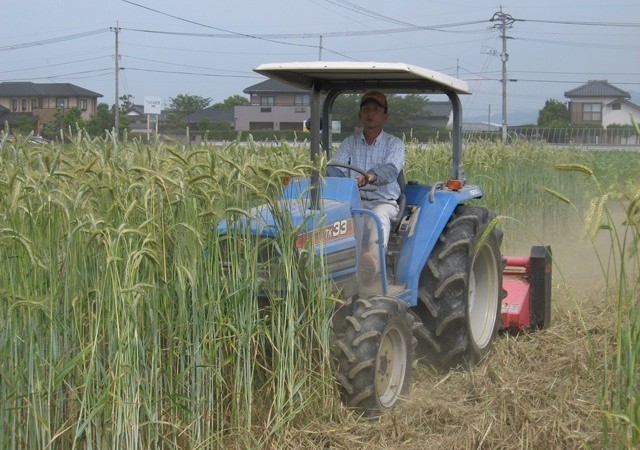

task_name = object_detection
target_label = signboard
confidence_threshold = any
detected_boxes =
[143,96,162,115]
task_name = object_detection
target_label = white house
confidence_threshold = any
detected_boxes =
[565,80,640,127]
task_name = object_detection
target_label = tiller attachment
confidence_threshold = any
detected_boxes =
[501,245,552,332]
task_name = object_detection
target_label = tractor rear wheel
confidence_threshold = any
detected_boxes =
[334,296,414,416]
[414,205,503,370]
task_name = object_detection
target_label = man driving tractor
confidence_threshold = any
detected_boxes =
[327,90,405,282]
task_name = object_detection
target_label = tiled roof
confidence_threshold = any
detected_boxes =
[0,82,102,97]
[244,79,309,94]
[564,80,629,98]
[425,101,452,118]
[187,106,234,123]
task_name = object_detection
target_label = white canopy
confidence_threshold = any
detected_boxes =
[253,61,470,95]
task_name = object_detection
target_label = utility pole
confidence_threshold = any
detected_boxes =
[111,23,120,136]
[318,35,323,61]
[490,8,515,142]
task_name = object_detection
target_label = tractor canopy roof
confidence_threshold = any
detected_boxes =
[253,61,471,96]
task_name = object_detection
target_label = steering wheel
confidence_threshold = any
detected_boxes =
[326,163,375,190]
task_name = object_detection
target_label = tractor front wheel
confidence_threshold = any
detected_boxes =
[414,205,503,370]
[334,296,414,416]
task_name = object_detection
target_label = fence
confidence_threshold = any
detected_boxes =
[497,127,640,146]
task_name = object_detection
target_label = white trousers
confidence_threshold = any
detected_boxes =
[361,200,399,266]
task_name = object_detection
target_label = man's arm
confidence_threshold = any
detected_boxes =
[326,137,354,177]
[368,135,405,185]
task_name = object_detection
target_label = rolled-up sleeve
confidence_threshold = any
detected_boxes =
[369,135,404,186]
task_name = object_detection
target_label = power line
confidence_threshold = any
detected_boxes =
[120,20,489,40]
[121,0,318,49]
[514,37,638,51]
[0,28,110,51]
[0,55,112,74]
[515,18,640,28]
[123,55,252,74]
[465,77,640,85]
[122,67,262,79]
[0,68,113,82]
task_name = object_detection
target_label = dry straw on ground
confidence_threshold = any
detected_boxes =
[276,295,611,450]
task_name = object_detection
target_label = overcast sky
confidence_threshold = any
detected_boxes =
[2,0,639,124]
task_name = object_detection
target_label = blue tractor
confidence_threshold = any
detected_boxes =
[218,62,549,416]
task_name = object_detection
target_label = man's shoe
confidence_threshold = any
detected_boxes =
[358,252,378,285]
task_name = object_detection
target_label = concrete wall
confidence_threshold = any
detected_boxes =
[234,105,309,131]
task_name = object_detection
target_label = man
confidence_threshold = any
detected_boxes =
[327,90,405,281]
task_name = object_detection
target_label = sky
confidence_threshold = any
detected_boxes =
[2,0,639,124]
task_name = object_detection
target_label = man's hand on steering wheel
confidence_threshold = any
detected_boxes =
[356,172,376,187]
[326,162,377,190]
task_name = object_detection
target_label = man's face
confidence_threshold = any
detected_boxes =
[359,101,388,130]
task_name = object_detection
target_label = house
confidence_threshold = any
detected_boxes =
[424,101,453,128]
[0,82,102,134]
[564,80,640,127]
[234,79,310,131]
[234,79,454,132]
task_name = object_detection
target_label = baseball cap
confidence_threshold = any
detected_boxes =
[360,90,388,112]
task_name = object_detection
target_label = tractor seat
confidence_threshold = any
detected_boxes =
[390,170,406,232]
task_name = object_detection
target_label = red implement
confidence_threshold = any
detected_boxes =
[501,246,552,332]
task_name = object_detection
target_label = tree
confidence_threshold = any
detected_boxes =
[330,93,431,134]
[213,95,249,108]
[119,94,134,110]
[331,94,361,133]
[13,115,35,136]
[41,107,86,138]
[167,94,211,131]
[198,117,232,134]
[385,94,430,133]
[537,99,570,127]
[85,103,115,137]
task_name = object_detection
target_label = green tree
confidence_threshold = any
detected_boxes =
[119,94,134,110]
[331,93,431,134]
[331,94,361,133]
[385,94,430,133]
[213,95,249,108]
[86,103,115,137]
[167,94,211,131]
[198,117,232,134]
[114,104,130,136]
[537,99,570,127]
[13,115,35,136]
[41,107,86,139]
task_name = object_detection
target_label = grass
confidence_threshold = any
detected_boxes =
[0,130,638,448]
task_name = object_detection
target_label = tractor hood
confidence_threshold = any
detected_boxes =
[217,176,362,238]
[217,196,354,238]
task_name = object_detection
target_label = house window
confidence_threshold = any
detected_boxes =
[11,99,18,111]
[79,98,87,111]
[582,103,601,122]
[249,121,273,130]
[260,96,275,107]
[294,94,309,106]
[56,97,68,109]
[21,99,27,111]
[31,98,39,110]
[611,102,621,111]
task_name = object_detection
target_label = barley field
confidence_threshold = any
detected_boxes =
[1,131,638,449]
